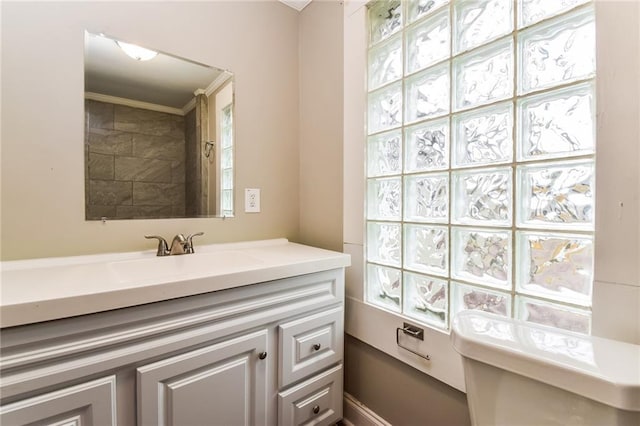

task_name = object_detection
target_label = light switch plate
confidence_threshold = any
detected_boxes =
[245,188,260,213]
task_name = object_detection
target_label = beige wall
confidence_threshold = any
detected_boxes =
[1,1,300,260]
[297,0,344,252]
[345,335,471,426]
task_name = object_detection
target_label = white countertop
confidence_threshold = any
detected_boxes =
[0,239,350,328]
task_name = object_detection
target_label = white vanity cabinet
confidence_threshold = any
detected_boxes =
[0,268,345,426]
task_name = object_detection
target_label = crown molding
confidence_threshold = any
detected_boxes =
[85,92,184,116]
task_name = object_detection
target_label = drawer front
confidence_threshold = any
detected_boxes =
[279,307,343,387]
[278,364,343,426]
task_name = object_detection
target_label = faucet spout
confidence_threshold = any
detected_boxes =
[169,234,188,255]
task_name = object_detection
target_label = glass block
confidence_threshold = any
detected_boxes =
[519,0,590,29]
[404,117,449,172]
[222,169,233,190]
[368,82,402,135]
[516,231,593,306]
[465,314,516,342]
[452,102,513,168]
[369,0,402,46]
[404,224,448,276]
[367,221,402,267]
[221,189,233,213]
[516,296,591,334]
[404,173,448,223]
[452,227,511,289]
[407,0,448,23]
[367,263,402,312]
[221,106,233,148]
[516,160,594,231]
[518,8,595,95]
[367,130,402,177]
[452,167,512,226]
[367,177,402,220]
[221,148,233,169]
[403,272,448,328]
[454,38,514,111]
[517,82,595,161]
[406,8,450,74]
[453,0,513,54]
[405,63,449,123]
[451,281,511,317]
[368,34,402,91]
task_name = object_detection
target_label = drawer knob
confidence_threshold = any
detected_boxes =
[258,351,267,360]
[312,343,321,351]
[313,405,320,415]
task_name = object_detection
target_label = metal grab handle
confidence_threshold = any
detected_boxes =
[312,343,321,351]
[396,323,430,361]
[185,232,204,254]
[312,405,320,415]
[145,235,169,256]
[258,351,267,360]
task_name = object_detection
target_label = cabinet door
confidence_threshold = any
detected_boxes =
[137,329,268,426]
[0,376,116,426]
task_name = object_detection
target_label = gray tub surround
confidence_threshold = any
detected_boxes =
[85,99,189,219]
[0,239,349,425]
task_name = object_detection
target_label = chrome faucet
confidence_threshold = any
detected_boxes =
[145,232,204,256]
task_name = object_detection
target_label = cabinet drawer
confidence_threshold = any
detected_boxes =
[278,307,343,387]
[278,364,343,426]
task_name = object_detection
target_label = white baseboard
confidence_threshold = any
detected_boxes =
[343,392,392,426]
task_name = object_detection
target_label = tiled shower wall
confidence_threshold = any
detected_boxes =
[85,100,187,219]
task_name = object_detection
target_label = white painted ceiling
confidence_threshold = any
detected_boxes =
[84,32,226,109]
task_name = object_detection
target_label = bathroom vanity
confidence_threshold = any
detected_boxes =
[0,239,350,426]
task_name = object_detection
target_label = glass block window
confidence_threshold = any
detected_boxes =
[365,0,595,333]
[219,104,234,216]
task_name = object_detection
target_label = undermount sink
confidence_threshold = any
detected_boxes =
[109,251,264,284]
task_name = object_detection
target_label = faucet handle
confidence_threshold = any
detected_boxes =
[145,235,169,256]
[185,232,204,254]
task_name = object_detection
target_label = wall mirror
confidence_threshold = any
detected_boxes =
[84,31,234,220]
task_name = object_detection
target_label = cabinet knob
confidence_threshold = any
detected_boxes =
[258,351,267,360]
[313,405,320,414]
[312,343,321,351]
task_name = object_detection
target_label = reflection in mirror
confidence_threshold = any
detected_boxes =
[84,31,234,220]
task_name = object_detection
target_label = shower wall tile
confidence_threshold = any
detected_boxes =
[88,153,114,180]
[116,205,173,219]
[172,161,185,184]
[86,100,114,130]
[85,100,187,219]
[133,182,185,206]
[114,105,185,139]
[132,135,185,161]
[87,129,133,156]
[171,204,186,217]
[114,157,172,183]
[89,180,132,206]
[86,205,116,220]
